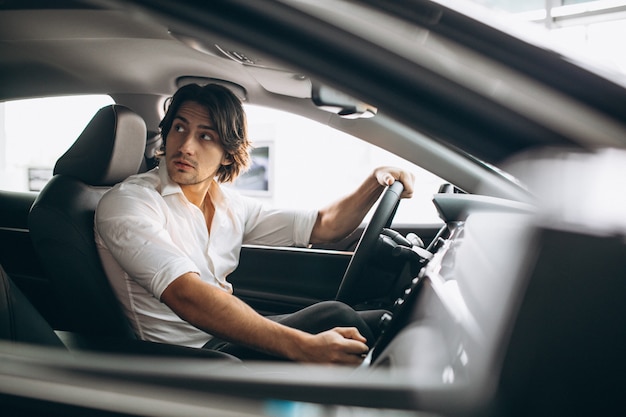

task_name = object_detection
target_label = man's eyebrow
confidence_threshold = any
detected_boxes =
[174,115,216,131]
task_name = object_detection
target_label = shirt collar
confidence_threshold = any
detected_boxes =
[158,158,183,197]
[207,179,226,209]
[157,159,227,210]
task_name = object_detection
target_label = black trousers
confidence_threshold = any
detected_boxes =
[203,300,386,361]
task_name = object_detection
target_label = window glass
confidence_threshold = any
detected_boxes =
[562,0,599,4]
[0,96,443,223]
[469,0,602,13]
[463,0,626,75]
[0,95,114,192]
[550,18,626,73]
[470,0,545,13]
[239,105,444,224]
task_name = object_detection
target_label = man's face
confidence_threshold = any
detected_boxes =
[165,101,230,190]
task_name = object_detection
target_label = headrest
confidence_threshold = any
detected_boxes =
[54,105,147,186]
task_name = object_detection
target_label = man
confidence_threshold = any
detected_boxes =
[95,83,414,365]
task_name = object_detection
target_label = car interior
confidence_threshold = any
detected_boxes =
[1,0,626,416]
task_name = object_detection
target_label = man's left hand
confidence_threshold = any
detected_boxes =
[373,166,415,199]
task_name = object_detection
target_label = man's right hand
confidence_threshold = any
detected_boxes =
[292,327,369,365]
[163,273,369,365]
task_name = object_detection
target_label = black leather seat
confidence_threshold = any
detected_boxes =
[0,263,65,348]
[29,105,146,341]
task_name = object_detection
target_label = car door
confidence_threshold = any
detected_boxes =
[230,221,442,315]
[0,191,64,326]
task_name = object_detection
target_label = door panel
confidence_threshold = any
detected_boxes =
[229,222,443,316]
[229,245,351,315]
[0,191,66,327]
[0,191,41,279]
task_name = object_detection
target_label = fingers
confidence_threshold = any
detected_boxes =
[333,326,367,343]
[379,172,396,186]
[398,171,415,199]
[306,327,369,365]
[338,348,368,365]
[374,167,415,199]
[374,167,396,186]
[343,339,369,357]
[328,327,369,362]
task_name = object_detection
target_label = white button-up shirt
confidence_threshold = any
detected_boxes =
[95,162,317,347]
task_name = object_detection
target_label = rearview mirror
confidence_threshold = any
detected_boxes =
[311,83,377,119]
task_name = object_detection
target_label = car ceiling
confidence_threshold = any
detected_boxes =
[0,0,324,127]
[0,5,252,96]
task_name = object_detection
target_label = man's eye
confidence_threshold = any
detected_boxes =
[201,134,213,141]
[175,125,184,133]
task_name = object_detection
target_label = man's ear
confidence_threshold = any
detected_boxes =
[221,153,234,166]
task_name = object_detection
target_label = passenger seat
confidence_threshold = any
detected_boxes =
[0,263,65,348]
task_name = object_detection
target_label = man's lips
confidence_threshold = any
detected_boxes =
[172,159,195,170]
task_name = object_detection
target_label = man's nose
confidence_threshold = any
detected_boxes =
[178,132,196,154]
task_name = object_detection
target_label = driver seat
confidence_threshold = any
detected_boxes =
[28,105,146,342]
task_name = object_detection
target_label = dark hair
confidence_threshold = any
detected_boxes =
[158,83,250,183]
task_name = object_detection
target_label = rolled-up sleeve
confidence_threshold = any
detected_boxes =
[95,183,199,299]
[240,195,318,247]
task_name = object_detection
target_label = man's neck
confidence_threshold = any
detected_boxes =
[180,182,212,209]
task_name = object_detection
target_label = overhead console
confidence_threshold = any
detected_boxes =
[169,29,313,98]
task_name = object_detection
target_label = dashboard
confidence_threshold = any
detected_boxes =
[357,147,626,416]
[365,193,537,402]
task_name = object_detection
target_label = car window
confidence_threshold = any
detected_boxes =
[0,95,114,192]
[0,96,443,223]
[237,105,444,224]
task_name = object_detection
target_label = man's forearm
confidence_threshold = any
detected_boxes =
[309,167,415,244]
[161,272,309,359]
[310,171,383,244]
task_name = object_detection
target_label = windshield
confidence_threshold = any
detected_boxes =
[464,0,626,74]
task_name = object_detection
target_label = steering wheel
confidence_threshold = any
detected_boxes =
[335,181,404,305]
